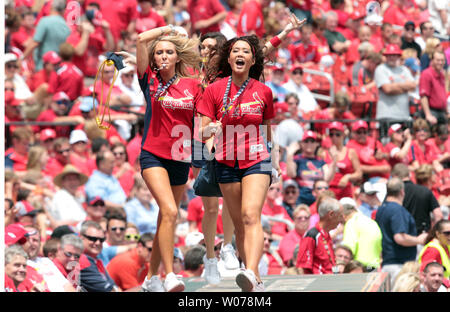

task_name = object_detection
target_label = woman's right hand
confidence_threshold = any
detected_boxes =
[204,121,222,138]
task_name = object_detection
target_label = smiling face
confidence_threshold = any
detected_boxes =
[228,40,255,76]
[5,255,27,286]
[153,40,179,75]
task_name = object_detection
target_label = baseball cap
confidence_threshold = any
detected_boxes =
[352,120,368,131]
[339,197,356,207]
[350,9,365,20]
[271,63,285,72]
[53,91,70,102]
[361,181,378,195]
[5,224,28,246]
[290,64,303,73]
[42,51,61,65]
[404,57,420,73]
[88,196,105,206]
[283,179,299,190]
[388,123,403,136]
[15,200,38,217]
[404,21,415,29]
[174,247,184,261]
[383,44,402,56]
[329,121,345,132]
[5,53,18,63]
[79,96,98,112]
[40,128,57,142]
[69,129,88,144]
[302,130,318,141]
[184,231,205,247]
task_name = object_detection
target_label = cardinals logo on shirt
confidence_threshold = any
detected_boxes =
[232,92,264,116]
[158,90,195,111]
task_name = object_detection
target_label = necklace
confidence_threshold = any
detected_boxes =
[155,72,177,99]
[221,76,250,120]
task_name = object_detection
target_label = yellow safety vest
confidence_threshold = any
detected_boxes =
[418,239,450,279]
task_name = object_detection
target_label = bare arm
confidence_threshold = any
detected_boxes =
[73,22,94,56]
[285,141,300,178]
[394,232,427,247]
[193,11,227,32]
[22,39,40,60]
[381,80,417,95]
[102,20,116,52]
[263,14,306,56]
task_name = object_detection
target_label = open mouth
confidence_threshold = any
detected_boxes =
[235,59,245,68]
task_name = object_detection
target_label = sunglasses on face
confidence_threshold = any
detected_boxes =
[125,234,140,241]
[111,227,125,232]
[441,231,450,236]
[6,63,19,69]
[284,190,297,195]
[292,70,303,75]
[315,186,329,191]
[83,234,106,243]
[329,132,342,137]
[264,237,274,243]
[5,87,15,91]
[64,251,81,260]
[57,148,71,154]
[356,130,368,135]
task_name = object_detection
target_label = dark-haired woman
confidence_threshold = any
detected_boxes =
[419,220,450,279]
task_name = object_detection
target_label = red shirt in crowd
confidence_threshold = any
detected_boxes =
[347,136,390,179]
[5,147,28,172]
[85,0,138,43]
[385,141,410,169]
[197,77,274,169]
[324,148,355,199]
[46,157,68,178]
[278,229,304,265]
[136,8,166,34]
[52,257,79,289]
[383,3,410,27]
[17,266,50,292]
[36,109,72,138]
[10,25,35,52]
[66,27,107,78]
[419,66,447,111]
[106,248,149,291]
[237,0,265,38]
[262,202,291,238]
[290,41,321,64]
[49,62,84,101]
[296,224,336,274]
[187,0,226,35]
[187,196,224,234]
[27,69,58,92]
[408,140,435,166]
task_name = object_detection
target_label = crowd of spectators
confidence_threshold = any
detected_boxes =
[4,0,450,292]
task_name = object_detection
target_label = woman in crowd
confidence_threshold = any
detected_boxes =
[419,219,450,279]
[111,142,136,198]
[384,123,413,169]
[136,25,202,292]
[198,35,279,292]
[321,121,362,199]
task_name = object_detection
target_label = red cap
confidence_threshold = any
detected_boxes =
[53,91,70,102]
[275,102,289,114]
[5,224,28,246]
[290,64,303,73]
[5,90,20,106]
[388,123,402,136]
[328,121,345,132]
[82,86,95,96]
[42,51,61,65]
[89,196,105,206]
[302,130,318,141]
[40,128,57,141]
[383,44,402,56]
[352,120,368,131]
[271,64,285,71]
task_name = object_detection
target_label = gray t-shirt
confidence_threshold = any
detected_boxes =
[274,118,304,149]
[374,63,414,120]
[33,15,70,70]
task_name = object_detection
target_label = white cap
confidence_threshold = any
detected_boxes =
[339,197,356,207]
[361,181,379,195]
[69,129,88,144]
[5,53,18,63]
[184,231,204,247]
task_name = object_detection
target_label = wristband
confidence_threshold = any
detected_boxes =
[270,36,282,48]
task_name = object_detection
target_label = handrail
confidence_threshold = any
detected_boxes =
[303,67,335,104]
[264,215,295,231]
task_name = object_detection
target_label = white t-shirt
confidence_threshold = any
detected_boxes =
[282,80,319,115]
[50,189,87,223]
[428,0,450,35]
[27,257,70,292]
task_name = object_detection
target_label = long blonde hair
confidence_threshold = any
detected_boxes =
[148,35,201,78]
[26,145,47,171]
[424,37,441,57]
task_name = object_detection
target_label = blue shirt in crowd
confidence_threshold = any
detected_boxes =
[85,170,127,205]
[124,198,159,235]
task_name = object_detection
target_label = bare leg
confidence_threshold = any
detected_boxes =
[221,198,235,246]
[201,196,220,259]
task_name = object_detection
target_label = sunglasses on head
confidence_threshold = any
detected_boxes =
[83,234,106,243]
[125,234,140,241]
[64,251,81,259]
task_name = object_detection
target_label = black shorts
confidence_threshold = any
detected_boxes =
[215,157,272,184]
[140,149,190,186]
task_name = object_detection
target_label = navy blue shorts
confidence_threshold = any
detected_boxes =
[215,157,272,184]
[191,139,207,169]
[140,149,190,186]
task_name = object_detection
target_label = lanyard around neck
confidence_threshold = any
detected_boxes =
[221,76,250,121]
[155,72,177,99]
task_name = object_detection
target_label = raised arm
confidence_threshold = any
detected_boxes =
[263,14,306,57]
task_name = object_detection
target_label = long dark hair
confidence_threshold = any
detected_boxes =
[205,35,265,84]
[425,219,450,245]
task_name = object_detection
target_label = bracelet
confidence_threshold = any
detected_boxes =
[270,36,282,48]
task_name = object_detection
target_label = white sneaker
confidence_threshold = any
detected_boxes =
[220,243,240,269]
[164,272,185,292]
[252,282,265,292]
[235,269,257,292]
[203,255,221,285]
[142,276,165,292]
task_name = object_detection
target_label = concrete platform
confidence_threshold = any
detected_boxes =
[182,272,391,292]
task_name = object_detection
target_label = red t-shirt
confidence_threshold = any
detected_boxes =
[46,157,67,178]
[126,134,142,167]
[27,69,58,92]
[419,67,447,110]
[408,140,435,165]
[187,0,225,35]
[278,229,304,265]
[36,109,71,138]
[427,137,450,163]
[106,248,149,291]
[5,148,28,172]
[296,224,335,274]
[66,28,106,78]
[291,41,321,64]
[139,67,202,161]
[383,4,409,27]
[187,196,224,234]
[136,9,166,34]
[385,141,410,169]
[4,274,18,292]
[51,62,84,101]
[113,166,135,198]
[311,33,330,57]
[420,241,450,270]
[85,0,138,42]
[10,26,34,52]
[70,152,93,177]
[197,77,275,169]
[17,265,50,292]
[347,137,390,179]
[324,148,354,199]
[262,202,291,238]
[237,0,265,38]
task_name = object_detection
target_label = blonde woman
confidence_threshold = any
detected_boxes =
[420,37,447,71]
[392,272,421,292]
[135,25,202,292]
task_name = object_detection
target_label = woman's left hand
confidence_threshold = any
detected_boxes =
[285,13,307,33]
